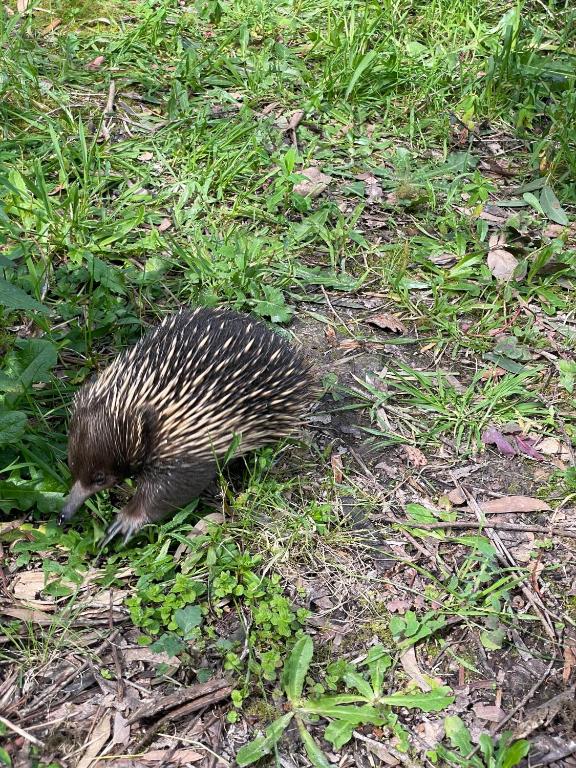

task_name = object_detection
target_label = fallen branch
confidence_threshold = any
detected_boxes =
[128,678,232,724]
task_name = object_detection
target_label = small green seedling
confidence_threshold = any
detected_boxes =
[429,715,529,768]
[236,635,453,767]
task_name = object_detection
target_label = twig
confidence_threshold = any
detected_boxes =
[492,656,557,737]
[131,692,228,754]
[320,285,354,337]
[379,516,576,540]
[16,628,122,719]
[464,656,557,763]
[105,80,116,114]
[353,729,432,768]
[0,715,45,748]
[161,732,231,767]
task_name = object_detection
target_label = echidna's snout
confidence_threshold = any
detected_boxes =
[60,480,95,524]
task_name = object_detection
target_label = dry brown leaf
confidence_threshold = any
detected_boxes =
[533,466,552,483]
[480,365,506,381]
[337,339,361,351]
[293,166,332,197]
[331,453,343,484]
[48,183,66,196]
[191,512,224,534]
[402,445,427,467]
[111,711,130,748]
[1,606,55,622]
[287,109,304,130]
[400,647,431,691]
[416,719,445,748]
[386,598,411,614]
[333,122,353,140]
[261,101,280,115]
[325,325,337,346]
[429,253,457,267]
[363,739,401,766]
[487,248,518,281]
[489,231,505,250]
[356,172,383,201]
[535,437,563,455]
[477,495,551,514]
[511,535,536,563]
[157,217,172,232]
[447,488,466,505]
[544,223,568,239]
[87,589,127,607]
[138,151,154,161]
[367,312,407,334]
[12,571,51,606]
[473,702,505,722]
[0,518,24,534]
[77,714,111,768]
[87,55,105,70]
[41,19,62,37]
[174,512,225,560]
[41,18,61,34]
[563,645,576,685]
[478,208,508,224]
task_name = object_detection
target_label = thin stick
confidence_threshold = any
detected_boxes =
[320,285,354,336]
[160,733,231,767]
[0,715,45,748]
[380,517,576,541]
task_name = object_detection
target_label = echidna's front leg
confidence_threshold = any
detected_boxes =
[99,462,217,550]
[99,505,151,549]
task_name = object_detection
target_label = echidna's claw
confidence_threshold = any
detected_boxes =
[99,511,149,551]
[99,517,124,551]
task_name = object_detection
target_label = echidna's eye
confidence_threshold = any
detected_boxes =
[92,472,107,486]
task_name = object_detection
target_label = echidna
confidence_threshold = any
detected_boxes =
[60,306,315,548]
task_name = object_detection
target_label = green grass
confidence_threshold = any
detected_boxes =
[1,0,575,765]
